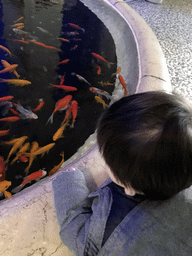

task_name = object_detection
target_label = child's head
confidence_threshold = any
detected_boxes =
[97,91,192,200]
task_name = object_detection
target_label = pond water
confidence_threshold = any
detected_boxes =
[0,0,117,199]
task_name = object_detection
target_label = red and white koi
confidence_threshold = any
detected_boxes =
[89,87,113,100]
[14,102,38,119]
[46,95,72,124]
[11,169,47,193]
[71,72,91,85]
[68,23,85,33]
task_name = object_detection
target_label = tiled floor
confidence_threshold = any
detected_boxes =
[125,0,192,100]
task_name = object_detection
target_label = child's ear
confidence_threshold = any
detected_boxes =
[124,186,136,196]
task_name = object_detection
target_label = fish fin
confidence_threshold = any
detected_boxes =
[107,62,115,68]
[70,124,74,128]
[46,114,53,125]
[11,184,23,194]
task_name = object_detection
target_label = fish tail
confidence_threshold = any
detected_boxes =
[107,62,115,68]
[46,114,54,125]
[81,28,85,33]
[70,124,74,128]
[11,184,24,194]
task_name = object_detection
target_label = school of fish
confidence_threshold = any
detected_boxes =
[0,14,128,199]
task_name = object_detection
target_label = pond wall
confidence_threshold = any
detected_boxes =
[0,0,171,255]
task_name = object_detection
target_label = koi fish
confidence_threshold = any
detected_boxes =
[0,116,20,122]
[49,152,64,176]
[14,39,28,44]
[112,67,121,77]
[98,81,114,86]
[95,96,108,108]
[46,95,72,124]
[14,102,38,119]
[14,16,24,23]
[51,84,77,92]
[9,108,19,115]
[68,23,85,33]
[0,156,6,182]
[18,155,28,162]
[0,64,18,74]
[29,143,55,157]
[71,72,91,85]
[32,99,44,112]
[95,64,102,75]
[5,136,28,163]
[0,79,31,86]
[0,96,14,102]
[118,74,128,96]
[60,73,66,85]
[89,87,113,100]
[10,142,30,165]
[37,26,52,36]
[57,37,70,43]
[11,22,25,27]
[59,59,70,65]
[0,129,10,137]
[92,52,112,66]
[11,169,47,194]
[71,100,78,128]
[12,28,31,38]
[30,40,61,51]
[65,31,79,36]
[3,137,21,145]
[61,105,72,125]
[16,25,24,30]
[24,141,39,174]
[0,180,11,193]
[70,45,78,51]
[0,45,12,56]
[53,119,69,141]
[1,60,20,78]
[4,190,12,199]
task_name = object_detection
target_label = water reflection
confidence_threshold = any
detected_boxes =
[0,0,117,200]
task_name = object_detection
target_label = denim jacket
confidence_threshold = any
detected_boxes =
[53,169,192,256]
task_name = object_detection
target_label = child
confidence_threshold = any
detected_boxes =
[53,91,192,255]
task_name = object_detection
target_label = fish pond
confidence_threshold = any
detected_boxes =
[0,0,117,200]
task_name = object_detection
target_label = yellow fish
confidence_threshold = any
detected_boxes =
[0,180,11,193]
[49,152,64,176]
[24,141,39,174]
[0,45,12,56]
[1,60,20,78]
[0,79,31,86]
[53,119,69,141]
[95,96,108,108]
[14,16,24,23]
[11,23,25,27]
[5,136,28,163]
[111,67,121,77]
[32,143,55,156]
[98,81,114,86]
[3,137,21,145]
[10,142,30,165]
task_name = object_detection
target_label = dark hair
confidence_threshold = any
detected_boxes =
[97,91,192,200]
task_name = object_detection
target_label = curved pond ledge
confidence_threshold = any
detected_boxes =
[0,0,171,255]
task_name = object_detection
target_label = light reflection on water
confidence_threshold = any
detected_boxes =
[0,0,117,199]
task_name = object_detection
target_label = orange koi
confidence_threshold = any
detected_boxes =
[68,23,85,33]
[5,136,28,163]
[14,39,28,44]
[53,119,69,141]
[61,105,72,125]
[11,170,47,193]
[0,96,14,101]
[9,108,19,115]
[4,190,12,199]
[49,152,64,176]
[0,79,31,86]
[1,60,20,78]
[0,156,6,182]
[71,100,78,128]
[60,73,66,85]
[0,64,18,74]
[47,95,72,124]
[24,141,39,174]
[70,45,78,51]
[11,23,24,27]
[32,98,44,112]
[0,45,12,56]
[95,64,102,75]
[57,37,70,42]
[0,129,10,136]
[92,52,109,65]
[95,96,108,108]
[59,59,70,65]
[51,84,77,92]
[16,25,24,30]
[30,40,61,51]
[10,142,30,165]
[0,180,11,193]
[3,138,21,145]
[14,16,24,23]
[112,67,121,77]
[118,74,128,96]
[0,116,20,122]
[29,143,55,157]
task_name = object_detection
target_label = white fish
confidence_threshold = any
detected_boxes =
[14,102,38,119]
[37,27,53,37]
[71,72,91,85]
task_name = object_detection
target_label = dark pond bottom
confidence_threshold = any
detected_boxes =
[0,0,117,199]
